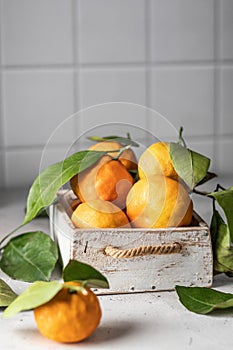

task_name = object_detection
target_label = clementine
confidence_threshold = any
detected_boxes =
[71,200,130,228]
[70,155,134,209]
[34,282,101,343]
[138,142,178,180]
[126,175,193,228]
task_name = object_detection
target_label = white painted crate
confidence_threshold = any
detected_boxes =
[50,190,213,294]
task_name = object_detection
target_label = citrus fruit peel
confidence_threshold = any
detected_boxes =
[138,142,178,180]
[33,281,102,343]
[70,154,134,209]
[126,175,193,228]
[71,200,131,228]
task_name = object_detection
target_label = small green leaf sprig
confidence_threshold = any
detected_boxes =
[171,128,233,314]
[0,231,58,282]
[0,150,107,283]
[170,127,214,190]
[1,259,109,317]
[175,285,233,315]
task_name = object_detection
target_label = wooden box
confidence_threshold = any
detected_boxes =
[49,190,213,294]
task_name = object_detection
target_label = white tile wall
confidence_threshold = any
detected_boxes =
[76,102,149,147]
[150,67,214,136]
[3,70,74,147]
[1,0,73,65]
[77,0,146,63]
[5,146,73,188]
[150,0,214,62]
[219,0,233,60]
[78,67,146,108]
[217,138,233,177]
[5,149,44,188]
[220,67,233,135]
[0,151,4,188]
[0,0,232,188]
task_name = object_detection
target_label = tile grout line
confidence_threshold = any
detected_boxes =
[5,133,232,152]
[5,143,74,152]
[2,60,233,72]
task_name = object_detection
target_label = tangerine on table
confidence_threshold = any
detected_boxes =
[70,155,134,209]
[34,282,101,343]
[126,175,193,228]
[71,199,130,228]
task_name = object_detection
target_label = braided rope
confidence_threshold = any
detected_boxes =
[104,242,181,258]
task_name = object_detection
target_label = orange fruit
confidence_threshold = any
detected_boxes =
[71,200,130,228]
[70,155,134,209]
[89,141,137,171]
[126,175,193,228]
[138,142,178,180]
[34,282,101,343]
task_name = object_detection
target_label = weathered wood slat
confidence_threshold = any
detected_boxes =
[49,190,213,294]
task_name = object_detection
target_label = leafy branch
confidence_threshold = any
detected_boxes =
[0,141,132,284]
[171,128,233,314]
[1,259,109,317]
[0,149,112,283]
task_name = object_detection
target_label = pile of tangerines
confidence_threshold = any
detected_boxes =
[70,140,193,229]
[21,139,194,344]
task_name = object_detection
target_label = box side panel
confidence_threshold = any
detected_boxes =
[50,191,213,294]
[71,229,213,293]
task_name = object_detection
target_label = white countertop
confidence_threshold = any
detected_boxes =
[0,181,233,350]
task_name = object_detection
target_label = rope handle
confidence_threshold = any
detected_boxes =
[104,242,182,259]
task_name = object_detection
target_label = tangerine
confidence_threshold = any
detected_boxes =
[34,282,101,343]
[71,200,130,228]
[70,155,133,209]
[126,175,193,228]
[138,142,178,180]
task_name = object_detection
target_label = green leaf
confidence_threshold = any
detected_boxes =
[0,231,58,282]
[3,281,62,318]
[85,279,110,289]
[191,150,210,186]
[195,171,217,187]
[63,260,109,289]
[175,285,233,314]
[210,210,233,274]
[209,187,233,243]
[0,279,18,307]
[24,150,107,224]
[87,135,139,147]
[170,143,210,189]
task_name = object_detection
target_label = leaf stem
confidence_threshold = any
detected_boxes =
[63,283,88,295]
[0,224,25,251]
[216,183,226,191]
[193,188,209,197]
[112,145,131,160]
[87,136,107,142]
[178,126,187,148]
[212,196,216,213]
